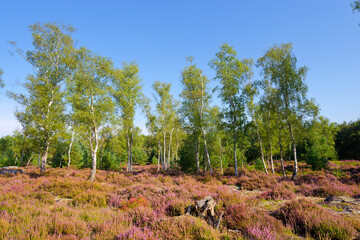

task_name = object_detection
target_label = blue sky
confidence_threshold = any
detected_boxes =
[0,0,359,137]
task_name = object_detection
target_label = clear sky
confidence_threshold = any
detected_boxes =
[0,0,359,137]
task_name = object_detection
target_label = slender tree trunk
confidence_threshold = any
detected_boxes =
[204,150,207,173]
[168,128,174,169]
[266,155,271,169]
[89,148,97,181]
[195,139,200,174]
[163,130,167,170]
[68,131,75,168]
[201,127,212,175]
[26,155,33,166]
[157,140,161,171]
[199,74,212,175]
[160,145,166,171]
[89,128,99,181]
[40,140,50,173]
[126,135,131,172]
[253,116,268,173]
[288,123,298,180]
[130,131,133,171]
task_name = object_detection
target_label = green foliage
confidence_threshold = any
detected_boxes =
[8,22,76,172]
[178,134,197,173]
[112,62,147,171]
[0,136,17,167]
[151,81,179,170]
[67,47,114,180]
[180,57,213,173]
[305,145,328,170]
[254,158,265,171]
[257,43,318,179]
[352,1,360,13]
[303,116,338,170]
[209,43,253,176]
[4,23,351,178]
[0,68,4,88]
[335,119,360,160]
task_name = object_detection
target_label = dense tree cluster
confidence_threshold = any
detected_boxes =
[335,120,360,160]
[0,22,354,180]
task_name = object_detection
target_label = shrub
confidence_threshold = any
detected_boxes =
[127,206,158,227]
[246,223,275,240]
[259,184,296,200]
[254,158,265,171]
[72,191,107,207]
[117,226,160,240]
[120,195,149,210]
[295,173,360,197]
[29,191,55,204]
[273,198,357,239]
[223,203,282,239]
[236,170,278,190]
[153,215,220,240]
[108,194,124,208]
[165,199,189,216]
[305,145,329,170]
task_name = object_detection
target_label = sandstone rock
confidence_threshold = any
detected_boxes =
[0,166,24,175]
[323,195,360,214]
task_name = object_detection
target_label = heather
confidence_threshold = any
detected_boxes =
[1,162,360,239]
[273,198,357,239]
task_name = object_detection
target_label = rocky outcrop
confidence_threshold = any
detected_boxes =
[0,166,24,175]
[324,196,360,214]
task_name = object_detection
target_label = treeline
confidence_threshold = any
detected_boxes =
[0,22,354,180]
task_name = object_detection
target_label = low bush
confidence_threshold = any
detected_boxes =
[273,198,357,239]
[259,184,296,200]
[72,190,107,207]
[117,226,160,240]
[223,202,283,240]
[236,170,279,190]
[153,215,220,240]
[120,195,149,210]
[165,198,189,216]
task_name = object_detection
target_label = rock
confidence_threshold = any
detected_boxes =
[323,195,360,214]
[324,196,345,203]
[0,166,24,175]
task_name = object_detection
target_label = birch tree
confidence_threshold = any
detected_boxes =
[209,44,252,176]
[244,81,269,174]
[8,23,75,173]
[152,81,177,170]
[180,57,212,174]
[68,47,114,181]
[112,62,146,172]
[257,43,317,180]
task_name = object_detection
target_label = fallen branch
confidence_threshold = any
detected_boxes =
[215,212,224,230]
